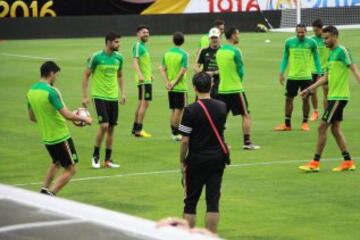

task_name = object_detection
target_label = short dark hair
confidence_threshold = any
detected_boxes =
[192,72,212,93]
[105,32,121,44]
[40,61,60,77]
[296,23,307,31]
[137,24,149,32]
[173,32,184,46]
[322,25,339,37]
[214,19,225,27]
[225,27,238,40]
[312,19,324,29]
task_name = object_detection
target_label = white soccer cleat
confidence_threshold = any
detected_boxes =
[104,160,120,168]
[92,156,100,169]
[243,144,261,150]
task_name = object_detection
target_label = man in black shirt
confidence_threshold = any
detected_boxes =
[178,72,227,233]
[195,27,221,98]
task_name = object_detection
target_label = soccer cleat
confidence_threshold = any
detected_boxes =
[301,123,310,131]
[40,188,55,196]
[274,124,292,131]
[310,111,319,121]
[134,130,152,138]
[92,155,100,169]
[104,160,120,168]
[171,134,182,141]
[243,144,261,150]
[332,161,356,172]
[299,160,320,172]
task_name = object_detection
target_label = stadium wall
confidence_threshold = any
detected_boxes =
[0,11,281,39]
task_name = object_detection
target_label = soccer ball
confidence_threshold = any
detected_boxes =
[72,107,90,127]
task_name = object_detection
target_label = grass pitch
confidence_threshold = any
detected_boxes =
[1,30,360,239]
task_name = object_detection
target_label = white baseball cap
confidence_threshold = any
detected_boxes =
[209,27,220,38]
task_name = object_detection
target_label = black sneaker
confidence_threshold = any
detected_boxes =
[40,188,55,196]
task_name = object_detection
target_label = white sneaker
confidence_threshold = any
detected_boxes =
[171,134,182,141]
[104,160,120,168]
[243,144,261,150]
[92,156,100,169]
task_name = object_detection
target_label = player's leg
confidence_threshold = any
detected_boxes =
[300,80,311,131]
[134,84,152,137]
[205,167,224,233]
[310,74,320,121]
[301,96,310,131]
[92,99,110,168]
[103,101,119,168]
[328,101,355,171]
[183,165,206,228]
[49,138,78,194]
[50,164,77,194]
[299,121,328,172]
[322,84,329,109]
[275,80,296,131]
[41,163,59,193]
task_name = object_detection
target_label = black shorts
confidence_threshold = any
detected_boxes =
[168,92,186,109]
[45,138,78,168]
[285,80,312,97]
[183,165,224,214]
[322,100,348,123]
[218,92,249,116]
[93,99,118,126]
[138,84,152,101]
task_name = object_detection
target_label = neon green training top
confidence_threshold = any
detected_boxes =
[327,45,354,100]
[132,41,152,85]
[87,50,124,101]
[199,34,210,49]
[280,36,322,80]
[27,81,70,145]
[216,44,244,94]
[162,47,189,92]
[310,35,329,73]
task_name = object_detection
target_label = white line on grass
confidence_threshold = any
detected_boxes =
[0,219,84,233]
[13,157,359,187]
[0,53,60,61]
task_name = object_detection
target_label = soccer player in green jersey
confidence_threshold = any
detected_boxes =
[216,27,260,150]
[28,61,92,196]
[198,19,225,51]
[309,19,330,121]
[160,32,189,141]
[131,25,153,138]
[275,24,322,132]
[82,32,126,169]
[299,26,360,172]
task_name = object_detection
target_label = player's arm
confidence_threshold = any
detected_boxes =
[171,68,187,90]
[234,49,244,81]
[82,69,92,108]
[299,73,328,98]
[312,43,323,75]
[133,58,145,83]
[133,43,145,83]
[279,41,289,85]
[118,70,126,104]
[178,108,193,173]
[350,64,360,84]
[28,109,36,122]
[172,53,189,89]
[59,107,92,125]
[180,136,189,172]
[193,49,203,73]
[159,65,172,90]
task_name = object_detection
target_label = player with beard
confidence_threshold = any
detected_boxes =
[82,32,126,169]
